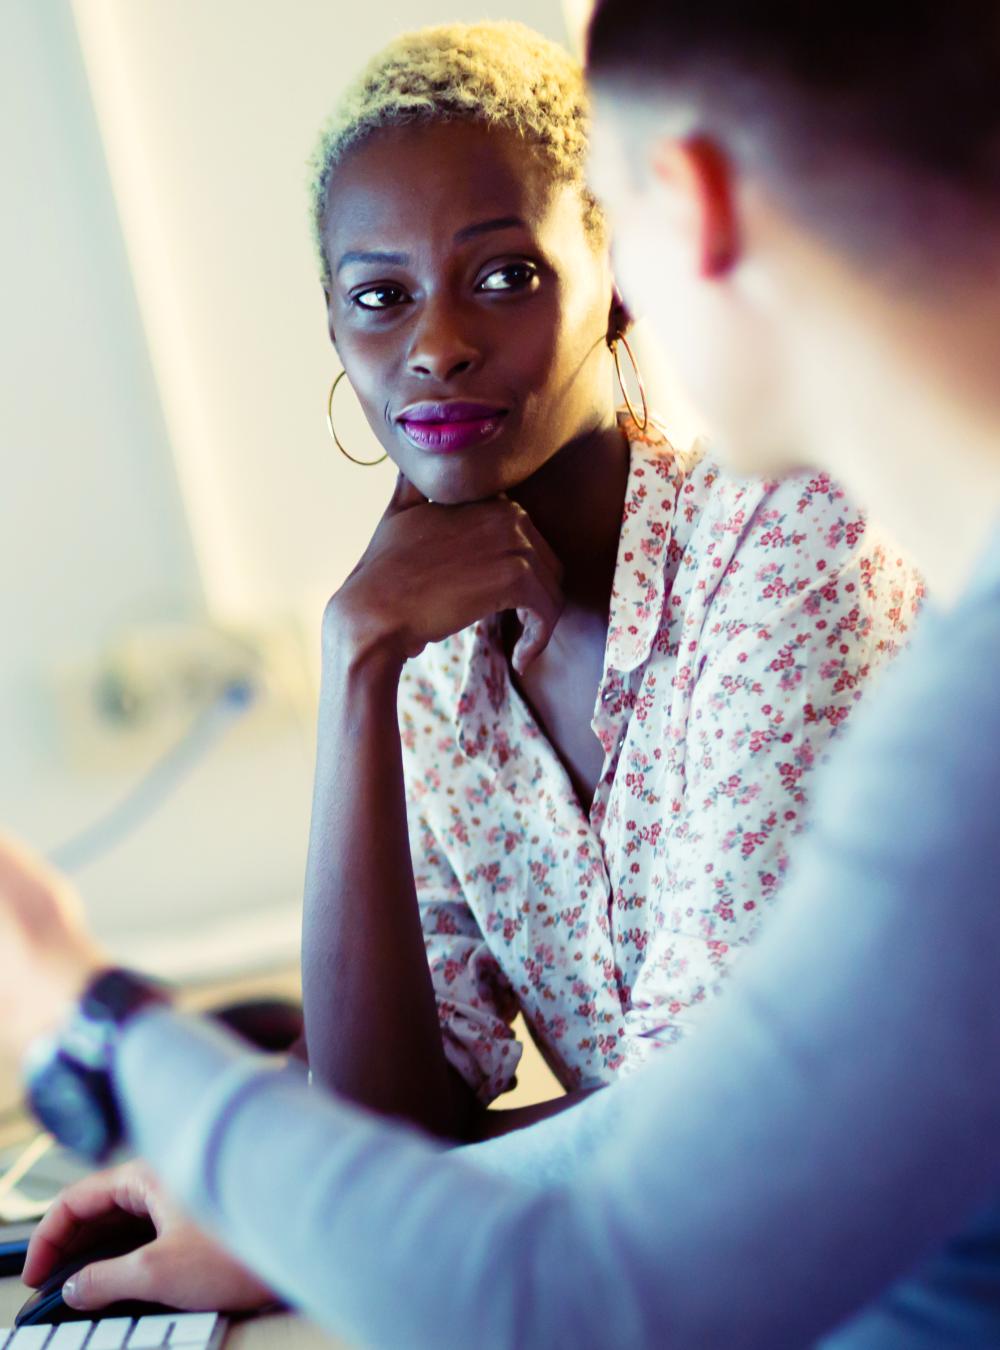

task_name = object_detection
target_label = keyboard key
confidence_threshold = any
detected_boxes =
[87,1319,135,1348]
[167,1314,219,1345]
[48,1327,91,1349]
[7,1330,52,1349]
[128,1316,174,1347]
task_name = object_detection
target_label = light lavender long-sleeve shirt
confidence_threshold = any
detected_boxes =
[115,525,1000,1348]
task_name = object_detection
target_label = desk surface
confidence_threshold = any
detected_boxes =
[0,1278,349,1347]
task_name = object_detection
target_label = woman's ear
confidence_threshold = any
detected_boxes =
[607,288,633,344]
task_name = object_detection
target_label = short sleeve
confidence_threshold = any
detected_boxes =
[410,812,523,1104]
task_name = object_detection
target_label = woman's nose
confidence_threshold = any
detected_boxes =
[406,305,481,381]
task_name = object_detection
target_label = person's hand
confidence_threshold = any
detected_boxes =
[0,832,107,1062]
[23,1159,276,1313]
[328,474,564,675]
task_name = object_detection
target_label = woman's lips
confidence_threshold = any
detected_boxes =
[397,402,509,454]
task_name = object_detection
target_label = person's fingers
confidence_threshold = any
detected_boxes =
[384,471,426,517]
[495,506,563,673]
[62,1248,161,1312]
[63,1230,277,1315]
[468,498,562,607]
[0,832,80,928]
[511,606,560,672]
[502,561,564,674]
[503,501,564,589]
[23,1165,156,1287]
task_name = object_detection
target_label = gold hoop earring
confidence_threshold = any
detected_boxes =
[611,333,649,433]
[326,370,388,466]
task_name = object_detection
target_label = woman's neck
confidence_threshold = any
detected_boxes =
[509,417,631,611]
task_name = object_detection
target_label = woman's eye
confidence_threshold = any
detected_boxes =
[352,284,409,310]
[477,262,539,294]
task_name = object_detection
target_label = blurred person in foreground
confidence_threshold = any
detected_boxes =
[3,1,1000,1346]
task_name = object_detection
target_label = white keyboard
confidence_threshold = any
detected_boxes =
[0,1313,225,1348]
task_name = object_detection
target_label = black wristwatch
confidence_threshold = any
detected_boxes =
[24,967,170,1162]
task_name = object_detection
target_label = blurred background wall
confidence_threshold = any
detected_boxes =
[1,0,701,981]
[0,0,577,976]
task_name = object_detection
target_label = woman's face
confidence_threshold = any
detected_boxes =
[322,120,618,504]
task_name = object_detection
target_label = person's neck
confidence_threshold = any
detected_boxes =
[509,413,630,611]
[836,397,1000,606]
[787,237,1000,605]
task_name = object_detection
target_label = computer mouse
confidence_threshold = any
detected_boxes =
[15,1229,178,1327]
[0,1234,30,1279]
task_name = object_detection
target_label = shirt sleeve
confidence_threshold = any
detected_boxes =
[397,657,524,1104]
[410,808,523,1104]
[623,472,925,1068]
[115,577,1000,1349]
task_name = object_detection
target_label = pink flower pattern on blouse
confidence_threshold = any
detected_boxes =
[399,415,924,1103]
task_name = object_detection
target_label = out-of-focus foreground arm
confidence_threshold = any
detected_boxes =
[115,567,1000,1350]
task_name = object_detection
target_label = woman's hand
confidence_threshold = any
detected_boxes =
[23,1160,276,1314]
[0,832,106,1062]
[328,475,564,676]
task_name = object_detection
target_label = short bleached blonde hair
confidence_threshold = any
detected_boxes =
[308,21,604,282]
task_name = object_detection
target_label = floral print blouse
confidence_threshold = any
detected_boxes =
[398,414,924,1104]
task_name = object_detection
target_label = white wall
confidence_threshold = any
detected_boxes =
[69,0,573,620]
[1,0,575,975]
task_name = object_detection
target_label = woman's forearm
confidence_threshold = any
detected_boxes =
[299,482,565,1139]
[301,620,469,1137]
[475,1087,599,1140]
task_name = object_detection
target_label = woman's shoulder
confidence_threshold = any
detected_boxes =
[630,418,924,642]
[742,466,924,628]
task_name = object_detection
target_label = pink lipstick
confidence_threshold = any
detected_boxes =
[398,401,508,454]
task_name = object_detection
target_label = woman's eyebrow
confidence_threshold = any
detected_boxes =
[335,218,525,274]
[453,215,526,242]
[336,249,409,275]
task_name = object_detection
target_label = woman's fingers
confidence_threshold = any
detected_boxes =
[504,506,564,672]
[511,607,557,672]
[504,501,564,590]
[333,485,565,665]
[501,560,564,674]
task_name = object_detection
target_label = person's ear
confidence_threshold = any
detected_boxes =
[606,288,633,344]
[650,134,741,278]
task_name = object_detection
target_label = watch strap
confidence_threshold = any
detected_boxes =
[63,967,170,1071]
[24,967,170,1162]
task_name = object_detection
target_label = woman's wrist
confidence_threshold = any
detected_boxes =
[321,594,406,690]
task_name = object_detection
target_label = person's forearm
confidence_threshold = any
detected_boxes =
[301,623,466,1137]
[91,578,1000,1349]
[475,1087,599,1140]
